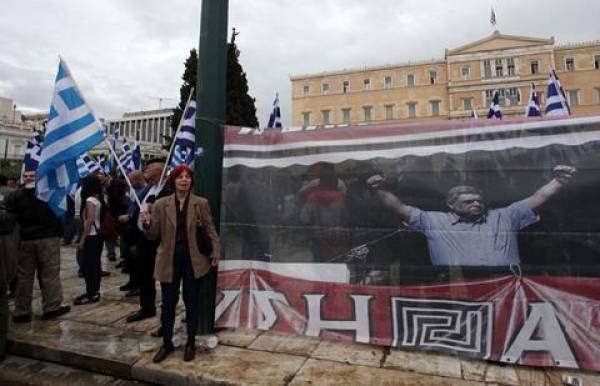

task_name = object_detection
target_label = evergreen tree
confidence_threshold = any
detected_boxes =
[169,29,258,149]
[169,49,198,150]
[226,29,259,127]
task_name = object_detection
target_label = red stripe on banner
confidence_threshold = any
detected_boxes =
[216,269,600,371]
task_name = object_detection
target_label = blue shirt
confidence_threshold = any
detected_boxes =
[406,198,539,266]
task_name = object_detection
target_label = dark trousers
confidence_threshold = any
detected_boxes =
[197,266,217,334]
[82,235,103,296]
[160,241,199,347]
[62,212,76,245]
[137,237,157,314]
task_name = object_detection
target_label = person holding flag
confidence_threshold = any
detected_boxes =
[526,82,541,117]
[487,91,502,119]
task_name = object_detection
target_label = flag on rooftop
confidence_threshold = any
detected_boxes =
[487,92,502,119]
[19,131,44,183]
[490,8,497,27]
[36,57,105,216]
[170,99,197,168]
[545,70,571,116]
[525,82,541,117]
[267,93,282,128]
[119,137,135,173]
[132,128,141,170]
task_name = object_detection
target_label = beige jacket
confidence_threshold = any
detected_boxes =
[145,193,220,283]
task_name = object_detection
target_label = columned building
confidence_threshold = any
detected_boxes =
[103,107,174,160]
[291,31,600,126]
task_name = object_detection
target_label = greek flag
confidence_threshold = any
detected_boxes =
[267,93,282,128]
[98,153,106,172]
[490,8,497,27]
[525,82,541,117]
[545,70,570,116]
[19,131,44,183]
[487,92,502,119]
[76,152,102,178]
[107,127,119,174]
[76,156,91,178]
[36,58,104,216]
[119,137,135,173]
[170,99,196,168]
[132,128,141,170]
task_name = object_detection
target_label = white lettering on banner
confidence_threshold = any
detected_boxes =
[501,302,578,368]
[250,290,291,330]
[303,294,372,343]
[215,290,242,321]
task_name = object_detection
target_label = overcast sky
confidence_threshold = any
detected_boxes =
[1,0,599,127]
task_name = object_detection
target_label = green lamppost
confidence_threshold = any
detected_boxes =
[194,0,228,335]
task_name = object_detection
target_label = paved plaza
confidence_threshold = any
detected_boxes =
[2,246,599,386]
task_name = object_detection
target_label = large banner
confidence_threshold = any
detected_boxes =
[215,116,600,371]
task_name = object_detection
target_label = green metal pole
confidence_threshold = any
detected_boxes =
[195,0,228,336]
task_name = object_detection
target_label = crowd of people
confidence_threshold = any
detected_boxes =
[0,159,220,363]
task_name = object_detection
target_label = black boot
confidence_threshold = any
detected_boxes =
[152,345,173,363]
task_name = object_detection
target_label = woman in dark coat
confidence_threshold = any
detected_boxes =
[141,165,220,363]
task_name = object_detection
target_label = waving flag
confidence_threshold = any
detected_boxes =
[487,92,502,119]
[97,153,106,173]
[490,8,497,27]
[36,58,104,216]
[170,99,197,168]
[76,152,102,177]
[132,128,141,170]
[267,93,282,128]
[545,70,570,116]
[525,82,541,117]
[19,131,44,183]
[119,137,135,173]
[107,126,119,174]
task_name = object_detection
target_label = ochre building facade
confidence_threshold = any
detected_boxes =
[290,32,600,126]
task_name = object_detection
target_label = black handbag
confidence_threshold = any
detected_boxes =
[195,205,213,256]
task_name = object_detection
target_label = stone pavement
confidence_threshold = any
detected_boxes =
[4,246,600,386]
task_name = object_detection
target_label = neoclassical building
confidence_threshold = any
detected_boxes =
[290,31,600,126]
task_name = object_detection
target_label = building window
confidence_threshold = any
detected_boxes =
[429,70,437,85]
[531,60,539,74]
[483,60,492,79]
[495,59,503,77]
[507,57,516,76]
[486,89,506,106]
[407,74,415,87]
[407,102,417,118]
[566,57,575,71]
[342,80,350,94]
[342,108,351,124]
[462,66,470,80]
[384,104,394,120]
[303,84,309,96]
[362,106,372,122]
[506,88,521,105]
[430,101,440,116]
[322,83,330,95]
[463,98,473,111]
[321,110,331,125]
[302,112,311,126]
[596,88,600,103]
[568,90,579,106]
[595,55,600,70]
[384,76,393,89]
[363,79,371,90]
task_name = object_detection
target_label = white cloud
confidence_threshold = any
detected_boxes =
[1,0,599,126]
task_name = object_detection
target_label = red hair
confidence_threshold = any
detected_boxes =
[169,164,194,186]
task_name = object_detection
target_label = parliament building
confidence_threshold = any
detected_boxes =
[290,31,600,126]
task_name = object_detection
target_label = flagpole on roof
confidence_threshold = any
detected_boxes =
[157,87,195,189]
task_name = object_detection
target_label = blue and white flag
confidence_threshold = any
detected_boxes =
[132,128,141,170]
[170,99,197,168]
[267,93,282,128]
[525,82,541,117]
[76,156,91,178]
[119,137,135,173]
[19,131,44,183]
[76,152,102,178]
[487,92,502,119]
[490,7,497,27]
[107,126,119,174]
[545,70,570,116]
[36,58,104,216]
[98,153,106,173]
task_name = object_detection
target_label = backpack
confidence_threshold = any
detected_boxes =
[89,204,118,243]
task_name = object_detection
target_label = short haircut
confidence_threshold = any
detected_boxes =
[446,185,483,204]
[146,157,166,166]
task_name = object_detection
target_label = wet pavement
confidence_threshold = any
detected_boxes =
[4,245,600,386]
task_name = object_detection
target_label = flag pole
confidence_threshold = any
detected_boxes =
[104,136,142,209]
[157,87,195,189]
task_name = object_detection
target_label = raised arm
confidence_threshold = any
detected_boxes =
[366,175,412,221]
[528,165,576,210]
